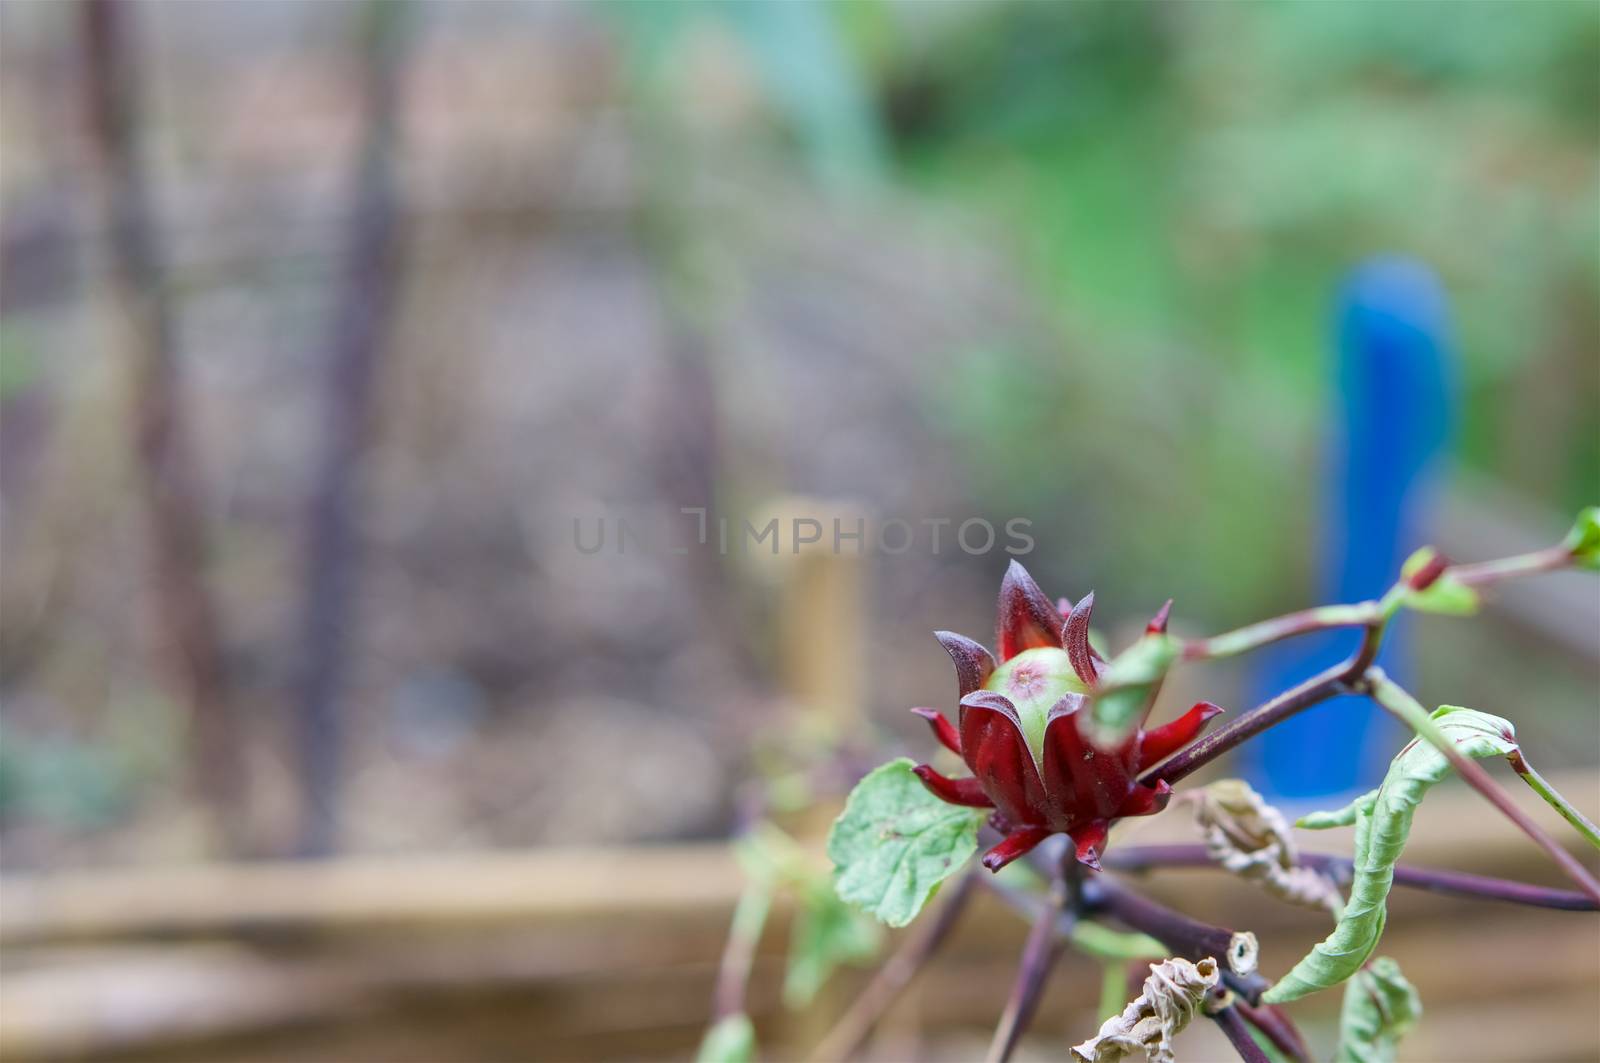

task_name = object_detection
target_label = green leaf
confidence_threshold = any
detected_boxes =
[828,758,985,927]
[784,883,884,1007]
[1335,957,1422,1063]
[1264,707,1517,1004]
[1563,506,1600,570]
[696,1013,756,1063]
[1087,633,1178,746]
[1398,547,1480,616]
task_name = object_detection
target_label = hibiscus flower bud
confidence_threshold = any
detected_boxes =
[911,561,1223,872]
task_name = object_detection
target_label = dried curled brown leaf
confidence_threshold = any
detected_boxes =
[1071,956,1220,1063]
[1194,779,1343,916]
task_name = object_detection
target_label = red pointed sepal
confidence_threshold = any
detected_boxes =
[1063,591,1101,685]
[958,690,1049,829]
[912,764,994,808]
[981,825,1053,872]
[1115,778,1173,819]
[1136,701,1224,770]
[1068,820,1109,870]
[996,560,1064,661]
[1041,696,1134,826]
[936,631,996,697]
[911,706,962,755]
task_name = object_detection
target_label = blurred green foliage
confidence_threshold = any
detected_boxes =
[610,0,1597,620]
[0,326,41,401]
[609,0,886,189]
[874,1,1599,613]
[0,726,128,828]
[0,697,177,830]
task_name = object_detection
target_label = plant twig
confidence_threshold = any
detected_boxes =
[714,882,774,1021]
[1082,878,1264,1003]
[984,862,1073,1063]
[1141,663,1348,786]
[1209,1002,1271,1063]
[1346,610,1388,677]
[1362,668,1600,905]
[1233,999,1311,1063]
[1182,603,1379,662]
[1160,535,1589,786]
[1104,844,1599,911]
[811,869,978,1062]
[1449,544,1573,587]
[79,0,247,850]
[1183,537,1579,663]
[1508,750,1600,851]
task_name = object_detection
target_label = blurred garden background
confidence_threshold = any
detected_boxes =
[0,2,1596,1060]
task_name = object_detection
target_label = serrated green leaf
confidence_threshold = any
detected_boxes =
[783,883,884,1007]
[1265,707,1517,1003]
[1398,547,1480,616]
[1563,506,1600,570]
[828,758,984,927]
[696,1013,756,1063]
[1336,957,1421,1063]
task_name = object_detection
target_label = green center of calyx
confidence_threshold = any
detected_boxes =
[984,647,1092,762]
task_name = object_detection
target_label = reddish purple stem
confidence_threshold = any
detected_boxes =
[1104,844,1599,911]
[985,863,1073,1063]
[1081,878,1266,1004]
[1139,663,1348,787]
[1211,1002,1271,1063]
[812,870,979,1062]
[1450,545,1573,587]
[1234,1000,1312,1063]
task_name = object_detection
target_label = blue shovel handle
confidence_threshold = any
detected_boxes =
[1248,257,1456,799]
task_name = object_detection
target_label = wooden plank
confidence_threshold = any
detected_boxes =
[0,845,741,947]
[5,770,1592,948]
[2,892,1594,1061]
[0,772,1595,1059]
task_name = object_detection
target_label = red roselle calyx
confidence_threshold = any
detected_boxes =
[912,561,1223,873]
